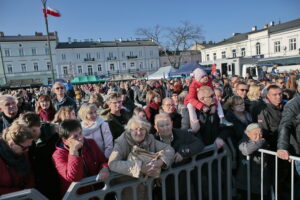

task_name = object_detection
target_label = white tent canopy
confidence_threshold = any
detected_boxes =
[148,66,176,80]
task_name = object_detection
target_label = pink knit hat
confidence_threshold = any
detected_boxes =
[193,68,207,81]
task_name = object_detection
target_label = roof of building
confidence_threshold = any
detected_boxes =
[204,18,300,49]
[56,40,158,49]
[0,32,57,42]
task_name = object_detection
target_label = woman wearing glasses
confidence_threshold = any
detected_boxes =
[109,116,174,199]
[0,122,35,195]
[52,82,77,112]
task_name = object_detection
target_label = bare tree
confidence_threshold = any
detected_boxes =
[135,24,163,44]
[136,21,204,68]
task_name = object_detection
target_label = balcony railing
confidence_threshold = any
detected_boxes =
[84,58,95,61]
[107,57,117,60]
[127,55,138,59]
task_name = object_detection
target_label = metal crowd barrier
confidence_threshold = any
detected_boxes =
[63,143,233,200]
[245,149,300,200]
[0,143,233,200]
[0,189,48,200]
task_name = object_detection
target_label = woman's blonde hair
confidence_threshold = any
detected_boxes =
[247,85,261,101]
[125,116,151,134]
[52,106,75,124]
[78,103,98,121]
[146,90,159,105]
[2,121,34,144]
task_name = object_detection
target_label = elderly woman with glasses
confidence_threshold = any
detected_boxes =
[52,81,77,112]
[0,121,35,194]
[109,116,174,199]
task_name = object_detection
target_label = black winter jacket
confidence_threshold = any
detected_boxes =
[277,93,300,153]
[258,100,284,150]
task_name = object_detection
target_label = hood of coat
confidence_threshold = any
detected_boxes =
[81,117,105,136]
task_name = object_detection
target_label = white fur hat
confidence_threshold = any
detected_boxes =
[193,68,207,81]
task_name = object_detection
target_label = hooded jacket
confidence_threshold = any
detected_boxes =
[81,117,113,158]
[53,96,77,112]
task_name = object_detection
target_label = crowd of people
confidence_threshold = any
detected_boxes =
[0,67,300,200]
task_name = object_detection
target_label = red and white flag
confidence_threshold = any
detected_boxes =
[43,7,61,17]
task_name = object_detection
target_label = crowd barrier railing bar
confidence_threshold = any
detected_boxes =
[0,189,48,200]
[63,143,233,200]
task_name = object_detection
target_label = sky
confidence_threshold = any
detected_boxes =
[1,0,300,44]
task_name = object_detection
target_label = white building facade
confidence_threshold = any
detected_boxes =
[0,32,57,86]
[55,39,160,80]
[200,19,300,76]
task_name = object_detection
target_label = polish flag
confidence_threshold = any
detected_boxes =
[43,7,61,17]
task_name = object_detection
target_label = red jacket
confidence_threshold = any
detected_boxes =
[0,152,35,195]
[184,77,214,110]
[52,138,108,195]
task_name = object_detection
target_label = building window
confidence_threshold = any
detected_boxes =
[77,53,80,59]
[130,62,135,68]
[289,38,297,51]
[221,51,226,59]
[140,62,143,69]
[130,51,134,56]
[86,53,91,59]
[139,51,142,57]
[62,54,66,60]
[213,53,217,60]
[256,43,261,55]
[241,48,246,57]
[122,52,125,58]
[7,64,13,73]
[48,78,52,84]
[232,49,236,58]
[109,52,113,58]
[63,66,68,75]
[150,51,153,56]
[206,54,210,61]
[122,63,126,69]
[19,48,24,56]
[88,65,93,75]
[110,64,115,71]
[21,64,26,72]
[274,41,280,53]
[78,66,82,74]
[45,47,49,55]
[4,49,10,57]
[98,64,102,71]
[150,62,153,68]
[33,63,39,71]
[32,48,37,56]
[47,62,51,70]
[96,52,101,59]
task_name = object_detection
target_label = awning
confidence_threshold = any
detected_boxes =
[71,75,106,84]
[8,79,42,88]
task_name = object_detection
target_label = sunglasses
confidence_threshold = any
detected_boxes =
[239,89,249,92]
[55,87,65,90]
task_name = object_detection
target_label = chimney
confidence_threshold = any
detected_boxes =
[269,21,275,26]
[264,24,268,29]
[68,37,72,44]
[0,32,4,37]
[252,26,257,31]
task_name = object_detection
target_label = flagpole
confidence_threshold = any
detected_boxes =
[41,0,55,84]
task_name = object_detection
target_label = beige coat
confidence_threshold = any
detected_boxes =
[108,132,175,178]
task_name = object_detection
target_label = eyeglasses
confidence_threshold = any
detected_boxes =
[204,95,215,99]
[238,89,249,92]
[110,101,122,105]
[131,128,146,133]
[55,87,65,90]
[16,143,30,151]
[234,102,245,107]
[164,104,175,107]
